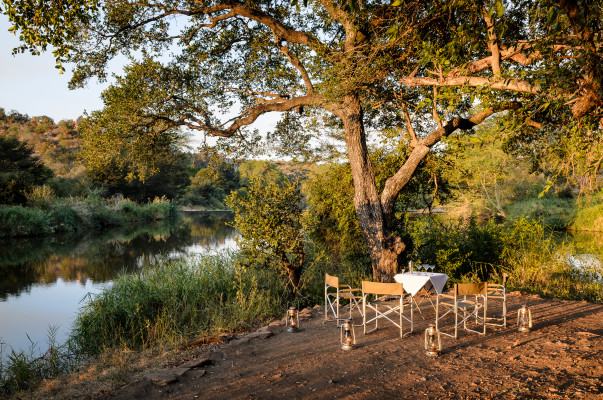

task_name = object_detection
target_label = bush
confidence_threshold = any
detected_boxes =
[49,205,82,232]
[572,202,603,232]
[506,198,576,229]
[0,206,52,237]
[25,184,56,209]
[139,197,178,221]
[90,208,124,228]
[500,218,602,302]
[407,215,505,281]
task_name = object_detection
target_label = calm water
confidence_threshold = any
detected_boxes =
[0,212,236,356]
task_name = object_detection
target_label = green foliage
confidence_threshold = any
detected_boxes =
[0,110,84,179]
[25,184,56,209]
[0,135,54,205]
[180,152,240,209]
[238,160,286,187]
[69,253,286,356]
[48,205,82,232]
[444,122,548,218]
[226,175,306,289]
[304,163,369,270]
[0,206,52,237]
[407,215,505,281]
[500,218,601,302]
[572,202,603,232]
[1,0,99,71]
[77,62,192,201]
[506,198,576,229]
[0,196,178,238]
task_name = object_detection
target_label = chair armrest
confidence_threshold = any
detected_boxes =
[340,287,361,293]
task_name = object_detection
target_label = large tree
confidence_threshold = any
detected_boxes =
[4,0,602,280]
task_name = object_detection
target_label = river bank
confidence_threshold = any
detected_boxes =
[25,293,603,400]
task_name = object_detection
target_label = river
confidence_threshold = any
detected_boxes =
[0,212,236,358]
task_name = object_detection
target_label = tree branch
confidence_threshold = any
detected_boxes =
[400,75,539,94]
[380,102,522,215]
[166,94,325,137]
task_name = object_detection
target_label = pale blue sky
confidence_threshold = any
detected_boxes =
[0,13,280,151]
[0,14,109,122]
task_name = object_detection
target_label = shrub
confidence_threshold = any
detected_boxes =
[140,197,178,221]
[572,203,603,232]
[90,208,124,228]
[49,205,82,232]
[26,184,56,209]
[407,215,505,281]
[0,206,52,237]
[506,198,576,229]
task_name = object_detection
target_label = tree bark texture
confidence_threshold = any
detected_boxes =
[338,96,405,282]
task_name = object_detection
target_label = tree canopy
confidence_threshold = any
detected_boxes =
[4,0,602,280]
[0,135,54,204]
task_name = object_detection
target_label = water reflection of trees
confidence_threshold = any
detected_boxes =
[0,212,235,300]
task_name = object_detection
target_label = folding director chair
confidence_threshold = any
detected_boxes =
[325,273,363,326]
[436,282,488,339]
[485,273,509,327]
[362,281,413,338]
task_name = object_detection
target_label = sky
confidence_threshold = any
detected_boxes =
[0,13,279,150]
[0,14,109,122]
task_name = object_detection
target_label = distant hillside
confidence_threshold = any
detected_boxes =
[0,108,85,178]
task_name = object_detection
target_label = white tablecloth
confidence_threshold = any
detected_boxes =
[393,272,449,296]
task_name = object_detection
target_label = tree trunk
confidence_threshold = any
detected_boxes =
[337,95,406,282]
[287,266,301,289]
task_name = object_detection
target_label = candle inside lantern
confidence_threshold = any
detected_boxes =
[340,319,356,350]
[286,306,299,333]
[424,324,442,356]
[517,305,533,332]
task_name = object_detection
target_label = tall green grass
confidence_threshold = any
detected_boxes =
[572,202,603,232]
[1,251,289,396]
[0,327,77,397]
[501,218,602,302]
[69,251,287,357]
[505,197,576,229]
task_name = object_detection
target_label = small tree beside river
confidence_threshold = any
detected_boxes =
[226,175,306,290]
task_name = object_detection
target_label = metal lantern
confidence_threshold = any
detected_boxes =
[340,319,356,350]
[286,306,299,333]
[517,305,533,332]
[424,324,442,356]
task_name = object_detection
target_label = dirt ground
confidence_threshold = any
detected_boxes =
[78,292,603,400]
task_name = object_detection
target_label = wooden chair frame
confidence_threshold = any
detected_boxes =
[362,281,413,338]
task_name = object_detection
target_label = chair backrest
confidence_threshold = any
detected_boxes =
[325,273,339,288]
[362,281,405,296]
[454,282,488,296]
[502,273,509,285]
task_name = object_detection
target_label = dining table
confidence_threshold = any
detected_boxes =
[393,269,449,318]
[393,270,450,296]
